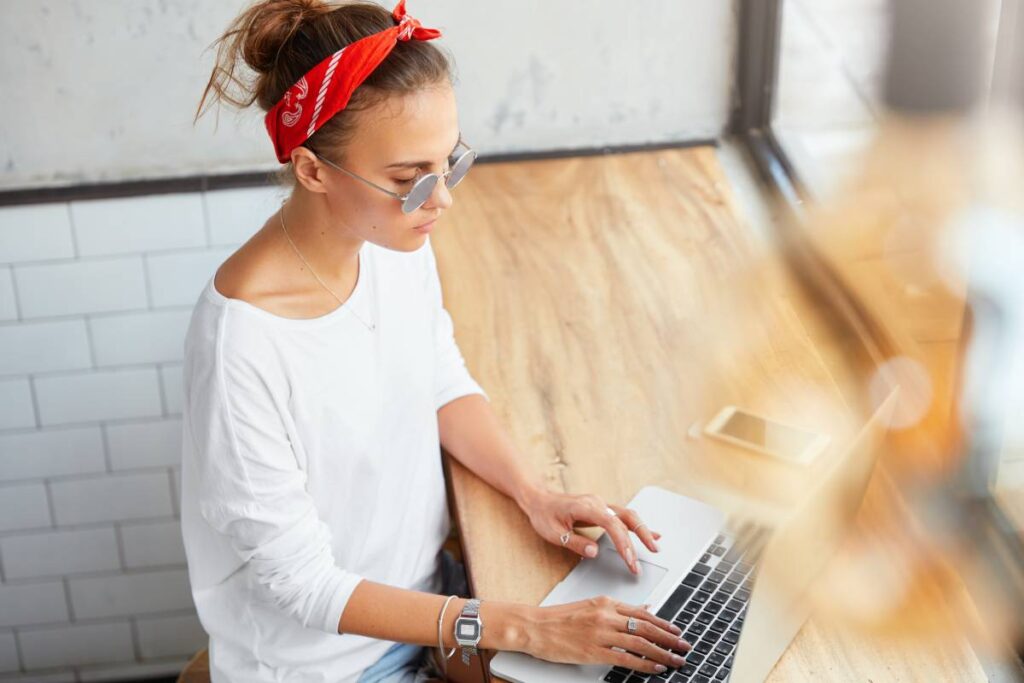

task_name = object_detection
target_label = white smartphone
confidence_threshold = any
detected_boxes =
[704,406,831,465]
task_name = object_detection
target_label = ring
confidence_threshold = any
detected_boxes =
[560,531,571,546]
[634,522,648,532]
[606,506,617,517]
[626,616,639,634]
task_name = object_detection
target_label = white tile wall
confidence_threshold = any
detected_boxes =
[71,193,206,257]
[0,204,75,264]
[14,257,148,318]
[106,418,183,470]
[50,471,173,525]
[120,519,186,569]
[89,308,192,367]
[18,621,134,669]
[0,379,35,430]
[68,569,192,619]
[0,186,271,678]
[0,319,91,376]
[0,483,51,533]
[0,269,17,321]
[0,527,120,579]
[34,367,163,426]
[0,427,106,482]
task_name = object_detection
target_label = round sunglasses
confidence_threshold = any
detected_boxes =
[312,139,477,214]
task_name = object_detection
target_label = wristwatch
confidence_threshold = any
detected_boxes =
[454,598,483,665]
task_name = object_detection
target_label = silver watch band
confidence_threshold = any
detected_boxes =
[456,598,482,665]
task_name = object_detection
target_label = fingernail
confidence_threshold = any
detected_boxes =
[670,624,683,635]
[671,654,685,665]
[635,561,643,576]
[625,547,635,564]
[677,638,689,649]
[652,540,660,552]
[654,664,667,673]
[584,545,597,558]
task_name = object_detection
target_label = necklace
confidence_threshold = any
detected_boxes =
[278,201,376,331]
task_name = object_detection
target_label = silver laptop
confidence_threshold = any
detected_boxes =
[490,393,897,683]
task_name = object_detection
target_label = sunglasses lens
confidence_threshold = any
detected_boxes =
[402,175,438,214]
[446,150,476,189]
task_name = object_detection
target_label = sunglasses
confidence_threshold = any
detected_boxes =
[312,138,477,214]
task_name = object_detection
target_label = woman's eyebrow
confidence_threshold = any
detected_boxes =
[385,134,462,169]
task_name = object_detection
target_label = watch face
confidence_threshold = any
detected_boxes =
[456,619,479,640]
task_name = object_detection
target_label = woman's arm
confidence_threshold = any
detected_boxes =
[338,579,530,651]
[437,393,549,512]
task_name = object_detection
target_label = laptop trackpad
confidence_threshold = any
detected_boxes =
[542,551,669,608]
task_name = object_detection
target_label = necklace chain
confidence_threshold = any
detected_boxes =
[278,201,375,331]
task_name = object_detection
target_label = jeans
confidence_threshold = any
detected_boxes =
[356,548,471,683]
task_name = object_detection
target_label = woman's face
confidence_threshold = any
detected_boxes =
[301,81,462,253]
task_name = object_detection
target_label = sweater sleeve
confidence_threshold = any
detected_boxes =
[186,311,363,635]
[423,237,488,410]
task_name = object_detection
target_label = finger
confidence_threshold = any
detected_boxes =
[605,648,670,676]
[557,530,599,559]
[611,633,685,670]
[616,603,691,652]
[609,504,660,553]
[572,499,640,575]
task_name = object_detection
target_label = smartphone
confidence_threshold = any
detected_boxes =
[704,406,831,465]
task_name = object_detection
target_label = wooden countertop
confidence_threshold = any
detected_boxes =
[433,145,989,681]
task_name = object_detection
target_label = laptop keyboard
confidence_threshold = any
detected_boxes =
[601,526,766,683]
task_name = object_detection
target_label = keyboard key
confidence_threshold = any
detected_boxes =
[693,591,711,604]
[710,591,728,604]
[689,622,707,635]
[705,602,722,614]
[714,534,725,544]
[684,630,702,643]
[700,553,711,563]
[737,561,752,574]
[692,563,712,576]
[725,655,734,667]
[708,652,724,666]
[710,619,730,633]
[694,676,711,683]
[722,580,739,594]
[714,641,734,656]
[658,585,695,620]
[710,545,725,556]
[700,663,717,676]
[709,571,726,584]
[735,588,751,602]
[715,560,734,572]
[675,612,694,626]
[722,629,740,644]
[721,608,737,622]
[687,652,704,666]
[715,668,729,680]
[682,572,704,588]
[694,640,713,654]
[684,602,701,615]
[604,671,627,683]
[727,570,744,584]
[726,599,744,612]
[625,675,647,683]
[696,612,713,625]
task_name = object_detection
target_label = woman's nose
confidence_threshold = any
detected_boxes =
[423,177,453,211]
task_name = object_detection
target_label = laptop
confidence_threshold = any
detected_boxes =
[489,392,897,683]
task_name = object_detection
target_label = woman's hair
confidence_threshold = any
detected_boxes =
[194,0,453,188]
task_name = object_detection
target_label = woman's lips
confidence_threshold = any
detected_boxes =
[413,218,437,233]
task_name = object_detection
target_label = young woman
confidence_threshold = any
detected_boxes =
[182,1,690,681]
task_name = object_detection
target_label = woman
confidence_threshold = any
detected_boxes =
[182,1,690,681]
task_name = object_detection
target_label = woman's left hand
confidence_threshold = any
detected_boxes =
[520,489,662,576]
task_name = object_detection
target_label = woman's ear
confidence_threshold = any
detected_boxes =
[291,148,331,195]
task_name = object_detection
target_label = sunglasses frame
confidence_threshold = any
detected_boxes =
[311,138,477,214]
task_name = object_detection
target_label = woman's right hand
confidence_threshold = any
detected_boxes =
[521,595,692,675]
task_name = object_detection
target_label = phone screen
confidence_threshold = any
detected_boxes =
[717,410,820,459]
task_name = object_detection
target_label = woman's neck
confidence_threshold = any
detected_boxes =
[281,188,364,284]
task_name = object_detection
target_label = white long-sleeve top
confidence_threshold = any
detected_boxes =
[179,236,487,683]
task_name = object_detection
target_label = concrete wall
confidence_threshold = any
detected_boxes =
[0,0,738,190]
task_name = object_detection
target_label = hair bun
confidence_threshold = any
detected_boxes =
[241,0,335,75]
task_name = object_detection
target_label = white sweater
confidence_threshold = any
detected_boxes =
[179,236,487,683]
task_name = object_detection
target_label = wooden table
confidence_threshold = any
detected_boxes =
[433,145,990,681]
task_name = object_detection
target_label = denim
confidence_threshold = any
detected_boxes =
[356,549,471,683]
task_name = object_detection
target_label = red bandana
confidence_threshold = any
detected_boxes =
[264,0,442,164]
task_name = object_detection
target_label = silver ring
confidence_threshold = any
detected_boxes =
[626,616,639,634]
[634,522,648,532]
[560,531,571,546]
[606,506,617,517]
